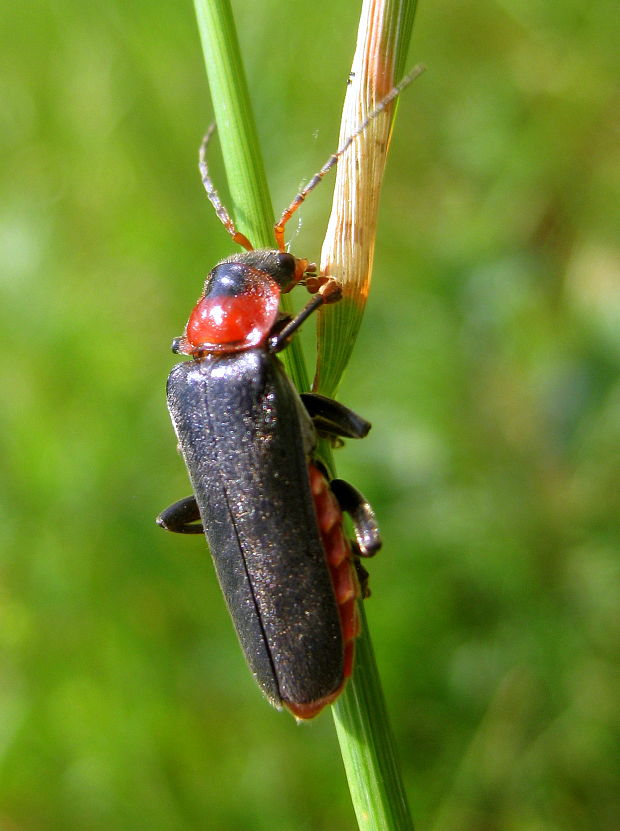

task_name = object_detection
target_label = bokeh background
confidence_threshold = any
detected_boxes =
[1,0,619,828]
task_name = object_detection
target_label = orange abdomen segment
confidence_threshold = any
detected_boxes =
[309,465,361,675]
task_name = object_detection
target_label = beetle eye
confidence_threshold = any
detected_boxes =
[276,252,296,275]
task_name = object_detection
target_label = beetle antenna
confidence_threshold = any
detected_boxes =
[199,124,254,251]
[274,64,426,251]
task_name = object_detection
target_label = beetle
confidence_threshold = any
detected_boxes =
[157,246,380,718]
[157,67,424,717]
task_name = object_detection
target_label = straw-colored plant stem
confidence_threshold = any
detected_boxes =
[315,0,417,397]
[317,3,418,828]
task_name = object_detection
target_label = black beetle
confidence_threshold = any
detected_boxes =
[157,248,380,718]
[154,70,430,715]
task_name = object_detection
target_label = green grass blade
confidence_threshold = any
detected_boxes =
[192,0,308,389]
[334,606,414,831]
[192,0,273,247]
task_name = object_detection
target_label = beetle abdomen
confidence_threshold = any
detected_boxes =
[285,464,361,719]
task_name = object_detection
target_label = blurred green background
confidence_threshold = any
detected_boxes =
[1,0,619,828]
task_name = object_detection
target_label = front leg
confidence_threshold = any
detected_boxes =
[156,495,204,534]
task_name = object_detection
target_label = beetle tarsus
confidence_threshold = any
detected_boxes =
[351,552,371,599]
[330,478,382,557]
[318,277,342,304]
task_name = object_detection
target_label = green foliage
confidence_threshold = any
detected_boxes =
[1,0,619,829]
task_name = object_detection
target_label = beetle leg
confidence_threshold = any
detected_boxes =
[268,281,342,353]
[156,495,204,534]
[301,393,371,439]
[268,294,323,353]
[268,313,294,339]
[330,479,381,557]
[351,547,371,598]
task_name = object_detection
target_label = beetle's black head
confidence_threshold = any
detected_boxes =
[215,249,312,293]
[204,260,264,299]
